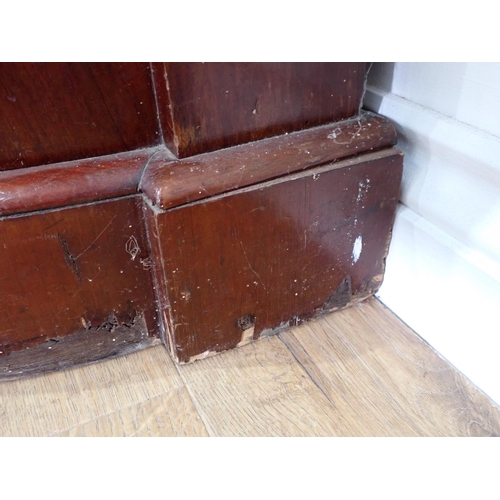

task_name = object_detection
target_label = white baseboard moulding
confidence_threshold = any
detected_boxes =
[377,205,500,406]
[365,85,500,405]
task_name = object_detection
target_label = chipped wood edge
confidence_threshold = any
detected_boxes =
[0,314,160,381]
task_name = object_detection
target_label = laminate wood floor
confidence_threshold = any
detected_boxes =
[1,298,499,436]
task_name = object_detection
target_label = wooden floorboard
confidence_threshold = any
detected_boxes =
[1,298,499,436]
[0,342,183,437]
[56,388,209,437]
[176,336,346,436]
[280,300,500,436]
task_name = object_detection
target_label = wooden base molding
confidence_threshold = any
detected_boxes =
[144,147,402,362]
[141,112,397,210]
[0,63,402,378]
[0,197,159,365]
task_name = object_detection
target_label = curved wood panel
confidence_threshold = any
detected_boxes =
[0,148,157,216]
[0,197,158,357]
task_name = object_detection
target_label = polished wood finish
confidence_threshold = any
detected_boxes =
[2,299,499,436]
[0,196,158,365]
[141,112,397,210]
[152,62,367,158]
[145,149,403,362]
[0,147,158,216]
[0,62,406,375]
[0,63,160,171]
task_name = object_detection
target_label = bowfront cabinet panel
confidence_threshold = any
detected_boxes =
[0,62,402,377]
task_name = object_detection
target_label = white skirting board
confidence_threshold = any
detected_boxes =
[365,82,500,406]
[378,205,500,406]
[364,85,500,266]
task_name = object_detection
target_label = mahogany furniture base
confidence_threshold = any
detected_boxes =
[144,149,402,363]
[0,113,402,378]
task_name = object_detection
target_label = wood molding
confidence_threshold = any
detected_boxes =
[377,204,500,406]
[0,196,159,363]
[365,84,500,265]
[0,64,404,377]
[0,147,158,216]
[141,112,397,210]
[144,148,403,362]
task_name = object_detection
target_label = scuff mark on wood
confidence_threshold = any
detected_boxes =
[185,349,218,364]
[239,242,266,290]
[237,326,255,347]
[125,235,140,260]
[259,320,293,339]
[58,233,82,283]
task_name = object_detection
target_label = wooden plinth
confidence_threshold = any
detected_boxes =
[144,148,402,362]
[0,63,402,377]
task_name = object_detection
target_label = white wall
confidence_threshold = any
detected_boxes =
[365,63,500,405]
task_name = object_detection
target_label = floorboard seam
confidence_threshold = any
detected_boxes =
[277,332,342,416]
[374,299,500,413]
[173,364,216,437]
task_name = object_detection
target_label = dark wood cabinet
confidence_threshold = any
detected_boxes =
[0,63,402,376]
[152,62,367,157]
[0,63,159,171]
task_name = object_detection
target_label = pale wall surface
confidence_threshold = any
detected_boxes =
[365,63,500,405]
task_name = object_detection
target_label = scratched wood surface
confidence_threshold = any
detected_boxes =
[0,196,158,357]
[141,112,397,211]
[0,63,159,171]
[148,149,402,362]
[152,62,367,158]
[280,300,500,436]
[58,388,209,437]
[1,298,498,436]
[0,345,185,436]
[178,335,346,437]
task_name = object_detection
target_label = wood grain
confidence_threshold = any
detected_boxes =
[0,345,183,436]
[176,336,345,436]
[0,315,158,380]
[152,62,367,158]
[147,149,403,362]
[0,147,158,217]
[141,112,397,210]
[280,299,500,436]
[56,388,209,437]
[0,196,158,359]
[1,298,499,436]
[0,63,160,171]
